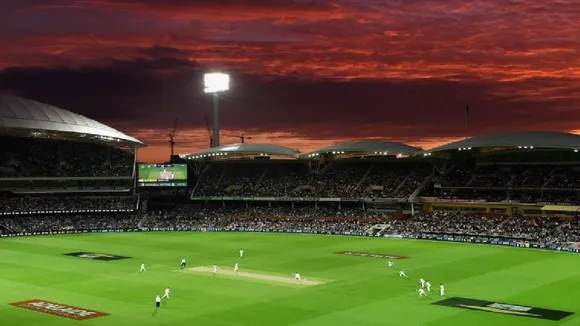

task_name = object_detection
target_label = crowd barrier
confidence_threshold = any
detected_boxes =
[1,228,578,254]
[0,209,134,216]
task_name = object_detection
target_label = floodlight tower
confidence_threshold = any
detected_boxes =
[203,72,230,147]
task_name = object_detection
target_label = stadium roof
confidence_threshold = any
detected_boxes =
[301,141,421,157]
[427,131,580,154]
[0,94,144,147]
[180,143,301,159]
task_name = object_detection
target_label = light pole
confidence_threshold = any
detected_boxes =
[203,72,230,148]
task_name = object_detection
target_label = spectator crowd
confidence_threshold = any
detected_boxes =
[188,161,580,204]
[193,161,431,199]
[0,136,133,177]
[385,211,572,246]
[2,204,580,249]
[0,196,136,214]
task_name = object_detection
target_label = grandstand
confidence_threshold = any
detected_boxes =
[180,132,580,216]
[0,94,144,186]
[0,94,144,215]
[2,100,580,248]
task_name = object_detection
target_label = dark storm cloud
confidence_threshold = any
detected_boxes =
[1,50,578,143]
[2,0,580,160]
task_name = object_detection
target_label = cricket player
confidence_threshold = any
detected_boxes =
[425,281,431,292]
[155,295,161,308]
[234,263,239,274]
[418,288,426,297]
[180,258,186,268]
[387,260,393,268]
[140,263,146,273]
[162,287,170,299]
[213,264,218,275]
[239,249,244,258]
[294,272,302,281]
[419,278,426,288]
[440,284,445,296]
[399,270,408,278]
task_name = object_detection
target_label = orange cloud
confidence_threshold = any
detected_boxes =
[2,0,580,163]
[67,0,349,21]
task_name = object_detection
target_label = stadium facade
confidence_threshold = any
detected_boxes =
[2,94,580,219]
[0,94,144,194]
[180,130,580,217]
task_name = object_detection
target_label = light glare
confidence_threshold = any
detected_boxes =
[204,73,230,93]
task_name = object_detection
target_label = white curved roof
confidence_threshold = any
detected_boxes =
[0,94,144,146]
[303,140,421,156]
[180,143,301,159]
[429,131,580,152]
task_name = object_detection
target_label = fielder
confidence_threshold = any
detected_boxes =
[239,249,244,258]
[294,272,302,282]
[418,288,427,297]
[399,270,408,278]
[425,281,431,292]
[440,284,445,296]
[234,263,239,274]
[140,263,146,273]
[387,260,393,268]
[162,287,170,299]
[213,264,218,275]
[420,278,425,288]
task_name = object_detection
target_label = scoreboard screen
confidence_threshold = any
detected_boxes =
[137,164,187,187]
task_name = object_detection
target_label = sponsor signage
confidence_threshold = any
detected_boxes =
[0,208,134,216]
[433,297,573,321]
[421,197,487,203]
[335,251,410,259]
[10,299,109,320]
[2,228,580,255]
[63,252,130,261]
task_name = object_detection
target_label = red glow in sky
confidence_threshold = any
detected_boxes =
[1,0,579,162]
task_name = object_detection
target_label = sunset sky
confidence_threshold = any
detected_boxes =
[1,0,579,162]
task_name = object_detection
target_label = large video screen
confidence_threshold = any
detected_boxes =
[137,164,187,187]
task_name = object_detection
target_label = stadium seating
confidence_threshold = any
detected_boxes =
[0,196,137,214]
[0,136,134,178]
[1,213,142,233]
[192,160,433,199]
[2,206,579,247]
[188,159,580,203]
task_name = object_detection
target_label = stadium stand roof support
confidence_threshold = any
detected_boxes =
[0,94,144,147]
[180,143,301,160]
[301,140,421,158]
[425,131,580,155]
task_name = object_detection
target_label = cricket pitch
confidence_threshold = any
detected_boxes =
[186,266,328,286]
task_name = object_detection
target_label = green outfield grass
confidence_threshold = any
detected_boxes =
[1,232,580,326]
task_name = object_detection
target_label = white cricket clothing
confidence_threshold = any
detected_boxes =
[213,265,217,273]
[387,261,393,267]
[440,285,445,296]
[420,278,425,288]
[239,250,244,258]
[426,282,431,292]
[234,263,239,272]
[294,273,301,280]
[162,288,170,299]
[418,288,426,296]
[140,264,146,271]
[399,271,407,277]
[156,296,161,303]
